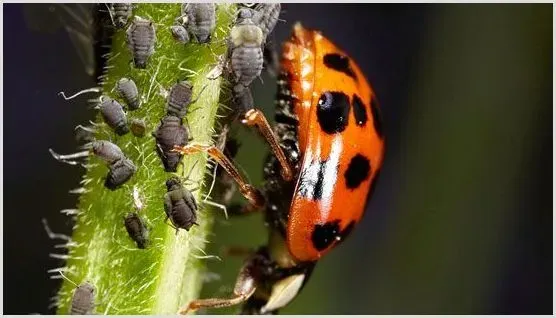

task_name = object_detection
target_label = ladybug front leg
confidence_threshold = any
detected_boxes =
[242,108,294,181]
[172,143,265,209]
[179,254,258,314]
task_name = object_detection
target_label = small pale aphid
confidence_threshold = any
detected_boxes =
[251,3,281,40]
[116,77,140,110]
[124,212,149,249]
[91,140,126,163]
[126,17,156,69]
[70,282,95,315]
[130,118,146,137]
[229,8,264,91]
[180,3,216,44]
[109,3,133,29]
[170,25,190,44]
[152,115,189,172]
[164,177,198,233]
[167,80,194,118]
[99,97,129,135]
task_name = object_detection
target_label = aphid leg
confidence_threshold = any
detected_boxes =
[58,87,101,100]
[164,217,180,235]
[49,148,90,166]
[173,143,265,208]
[202,199,229,219]
[241,109,294,181]
[179,255,258,314]
[42,218,72,241]
[220,246,255,258]
[190,84,208,105]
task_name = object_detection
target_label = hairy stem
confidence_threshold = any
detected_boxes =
[56,4,235,314]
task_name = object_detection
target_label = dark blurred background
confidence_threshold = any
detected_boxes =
[3,3,552,314]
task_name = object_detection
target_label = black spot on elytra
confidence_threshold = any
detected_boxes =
[316,91,350,134]
[352,94,367,127]
[323,53,358,81]
[370,95,384,138]
[312,220,341,251]
[344,154,371,189]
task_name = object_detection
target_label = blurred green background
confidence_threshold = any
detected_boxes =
[4,3,552,314]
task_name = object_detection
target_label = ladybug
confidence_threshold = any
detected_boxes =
[175,22,385,314]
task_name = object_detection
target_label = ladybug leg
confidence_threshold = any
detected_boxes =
[220,245,256,258]
[172,143,265,208]
[179,254,258,314]
[241,109,294,181]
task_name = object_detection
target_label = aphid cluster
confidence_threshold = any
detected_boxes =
[48,3,384,316]
[171,4,216,44]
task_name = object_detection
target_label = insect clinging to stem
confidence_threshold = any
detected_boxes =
[174,22,385,314]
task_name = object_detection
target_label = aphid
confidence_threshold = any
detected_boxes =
[126,17,156,69]
[152,115,189,172]
[70,282,95,315]
[116,77,140,110]
[170,25,189,44]
[176,23,385,314]
[99,97,129,135]
[163,177,198,233]
[130,118,146,137]
[166,80,205,118]
[49,141,136,190]
[105,156,137,190]
[124,212,149,249]
[108,3,132,29]
[178,3,216,44]
[229,8,264,93]
[251,3,281,40]
[91,141,137,190]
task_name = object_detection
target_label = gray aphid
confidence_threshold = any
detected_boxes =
[166,80,194,118]
[109,3,133,29]
[170,25,189,44]
[130,118,146,137]
[152,115,189,172]
[251,3,281,40]
[126,17,156,69]
[91,140,137,190]
[91,140,125,163]
[124,212,149,249]
[116,77,140,110]
[179,3,216,44]
[99,97,129,135]
[164,177,198,233]
[229,8,264,91]
[70,282,95,315]
[105,157,136,190]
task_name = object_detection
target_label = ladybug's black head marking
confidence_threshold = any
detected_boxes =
[316,91,350,134]
[352,94,368,127]
[344,154,371,189]
[370,95,384,139]
[323,53,358,81]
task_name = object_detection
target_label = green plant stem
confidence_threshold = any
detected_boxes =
[56,4,235,314]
